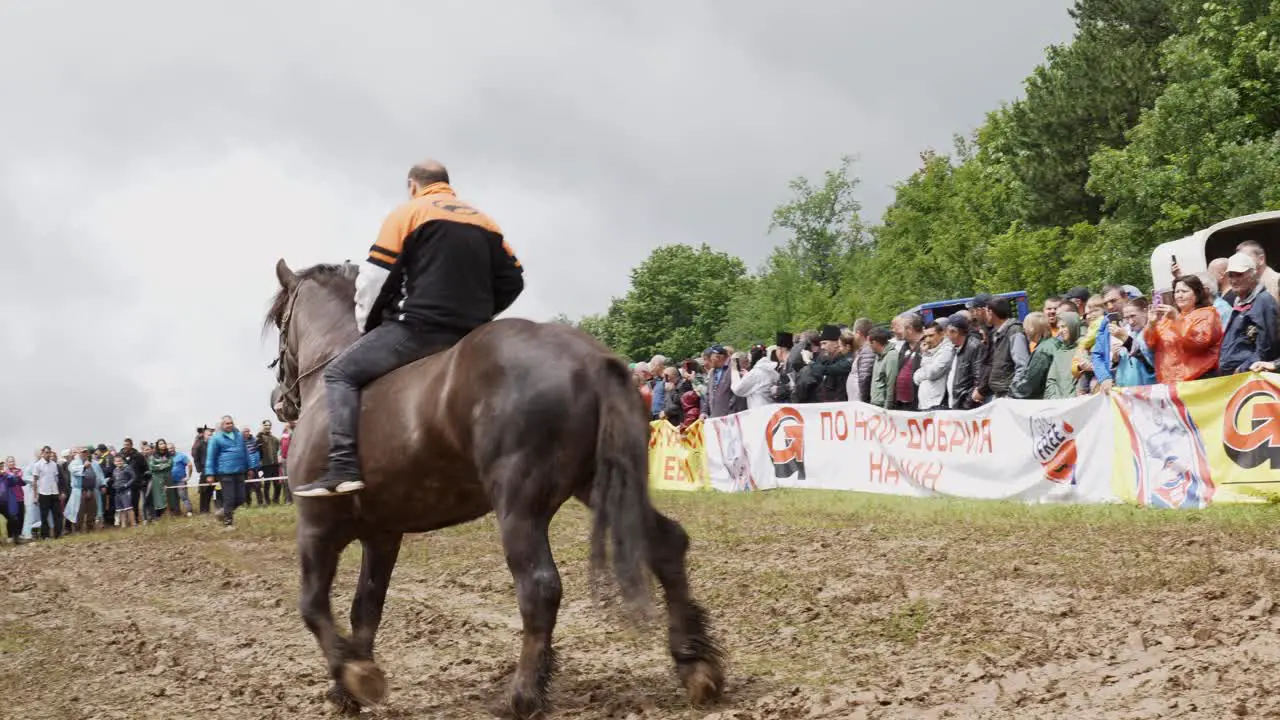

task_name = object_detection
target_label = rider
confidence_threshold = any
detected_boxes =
[293,160,525,497]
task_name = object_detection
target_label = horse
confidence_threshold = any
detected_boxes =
[264,259,724,718]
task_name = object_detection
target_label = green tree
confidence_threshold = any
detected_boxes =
[609,244,747,361]
[770,156,866,296]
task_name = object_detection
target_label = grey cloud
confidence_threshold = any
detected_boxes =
[0,0,1073,454]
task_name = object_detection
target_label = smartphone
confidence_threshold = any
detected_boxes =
[1106,311,1121,323]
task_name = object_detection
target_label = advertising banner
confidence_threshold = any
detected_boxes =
[648,419,711,491]
[1111,372,1280,506]
[702,395,1117,504]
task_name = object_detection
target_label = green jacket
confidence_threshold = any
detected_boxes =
[870,346,899,408]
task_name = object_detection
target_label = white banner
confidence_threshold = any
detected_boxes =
[703,395,1118,504]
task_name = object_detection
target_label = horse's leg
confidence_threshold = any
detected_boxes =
[298,529,360,715]
[341,532,403,706]
[647,509,725,705]
[497,510,562,719]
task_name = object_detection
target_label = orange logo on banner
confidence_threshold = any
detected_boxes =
[765,407,806,480]
[1223,377,1280,469]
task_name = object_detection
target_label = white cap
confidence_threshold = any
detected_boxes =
[1227,252,1256,274]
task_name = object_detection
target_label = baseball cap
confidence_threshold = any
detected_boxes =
[1227,252,1256,274]
[947,313,970,332]
[1065,287,1090,303]
[705,344,727,355]
[966,293,994,310]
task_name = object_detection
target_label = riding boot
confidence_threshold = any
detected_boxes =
[294,371,365,498]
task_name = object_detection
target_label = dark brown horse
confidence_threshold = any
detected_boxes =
[265,259,723,718]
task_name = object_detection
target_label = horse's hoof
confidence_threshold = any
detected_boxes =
[509,688,549,720]
[680,659,725,706]
[325,683,362,716]
[341,660,387,706]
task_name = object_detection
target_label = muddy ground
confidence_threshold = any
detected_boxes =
[4,491,1280,719]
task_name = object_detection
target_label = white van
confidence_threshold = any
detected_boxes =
[1149,210,1280,291]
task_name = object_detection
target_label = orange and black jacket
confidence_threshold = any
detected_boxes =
[354,182,524,334]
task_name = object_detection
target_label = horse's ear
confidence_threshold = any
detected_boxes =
[276,259,299,291]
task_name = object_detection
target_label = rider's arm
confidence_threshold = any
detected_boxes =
[355,209,410,333]
[491,236,524,316]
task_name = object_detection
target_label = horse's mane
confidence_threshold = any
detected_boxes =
[263,262,359,335]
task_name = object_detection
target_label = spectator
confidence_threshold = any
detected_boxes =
[945,314,983,410]
[965,293,994,406]
[913,320,955,411]
[1144,274,1223,383]
[1236,240,1280,306]
[986,296,1028,400]
[147,439,174,519]
[96,444,115,528]
[678,390,701,431]
[192,427,216,513]
[764,333,793,404]
[1012,312,1057,399]
[242,427,265,507]
[1047,311,1083,399]
[809,325,852,403]
[702,345,734,418]
[1220,252,1279,374]
[206,415,250,529]
[1043,296,1061,335]
[258,421,282,505]
[849,318,875,404]
[1206,260,1233,325]
[111,455,136,529]
[731,344,779,410]
[633,362,654,413]
[1064,287,1090,317]
[168,442,194,517]
[118,438,148,525]
[1075,295,1106,395]
[1,457,24,544]
[868,327,895,408]
[1111,298,1157,388]
[648,355,668,420]
[31,446,63,540]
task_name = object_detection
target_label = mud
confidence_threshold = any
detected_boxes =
[3,498,1280,719]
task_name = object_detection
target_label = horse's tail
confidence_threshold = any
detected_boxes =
[588,356,653,619]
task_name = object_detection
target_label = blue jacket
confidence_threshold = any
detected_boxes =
[244,435,262,470]
[649,377,665,419]
[205,430,249,476]
[1221,288,1279,374]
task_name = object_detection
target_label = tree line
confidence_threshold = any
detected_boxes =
[566,0,1280,363]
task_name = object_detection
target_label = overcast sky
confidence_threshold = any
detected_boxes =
[0,1,1073,456]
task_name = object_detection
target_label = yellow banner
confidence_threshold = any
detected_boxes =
[1110,372,1280,507]
[648,419,711,491]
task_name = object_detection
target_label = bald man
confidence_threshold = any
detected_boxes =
[295,160,525,497]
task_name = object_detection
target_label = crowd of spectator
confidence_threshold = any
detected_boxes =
[0,417,294,545]
[634,241,1280,427]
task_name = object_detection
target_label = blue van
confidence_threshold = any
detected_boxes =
[905,291,1030,324]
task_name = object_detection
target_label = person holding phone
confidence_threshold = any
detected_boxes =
[1143,274,1223,382]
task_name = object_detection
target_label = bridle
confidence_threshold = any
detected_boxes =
[269,280,333,422]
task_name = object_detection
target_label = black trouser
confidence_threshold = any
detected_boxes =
[218,474,247,525]
[102,486,115,526]
[322,322,458,477]
[245,470,265,506]
[3,506,19,541]
[199,479,215,513]
[37,494,63,539]
[261,465,281,504]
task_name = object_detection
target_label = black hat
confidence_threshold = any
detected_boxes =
[819,324,841,342]
[1065,287,1090,303]
[775,331,794,349]
[966,293,994,310]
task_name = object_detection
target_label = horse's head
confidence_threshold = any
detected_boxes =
[266,258,360,423]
